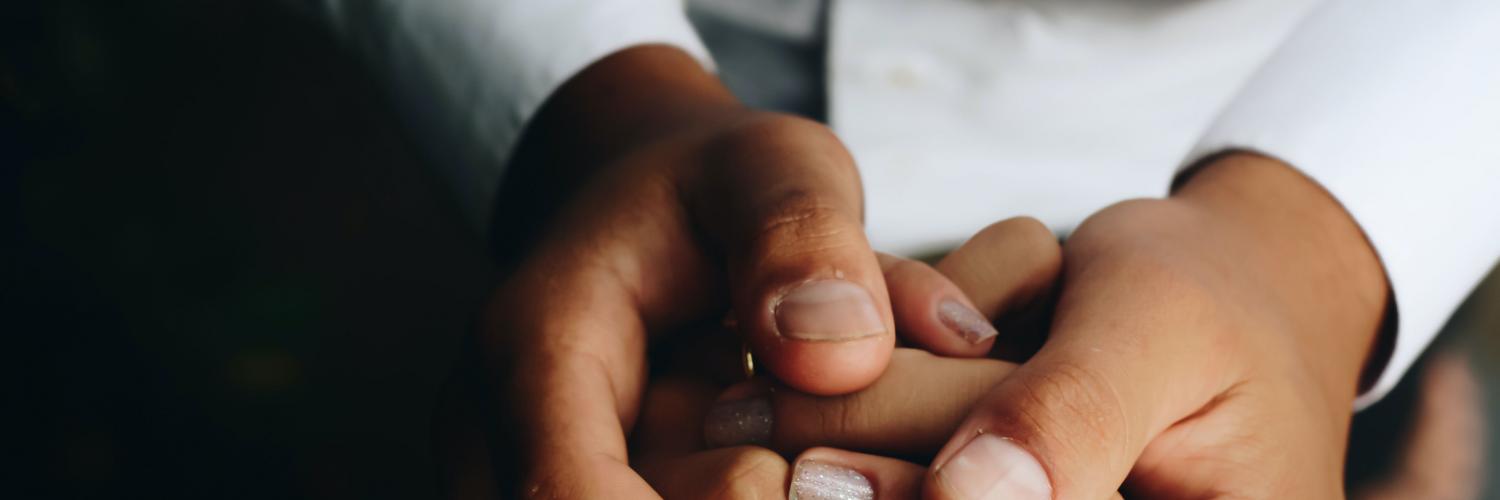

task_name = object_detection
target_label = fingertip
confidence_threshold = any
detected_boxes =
[703,379,773,449]
[759,331,893,395]
[931,434,1051,500]
[936,217,1062,317]
[878,253,995,357]
[739,273,894,395]
[772,279,888,342]
[791,447,923,500]
[937,299,1000,344]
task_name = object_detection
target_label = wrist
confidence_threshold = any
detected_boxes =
[1171,153,1389,395]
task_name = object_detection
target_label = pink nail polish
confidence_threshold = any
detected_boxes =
[938,299,998,343]
[789,460,874,500]
[703,397,772,447]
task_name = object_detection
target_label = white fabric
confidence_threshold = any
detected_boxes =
[323,0,1500,407]
[832,0,1320,256]
[1183,0,1500,408]
[317,0,712,231]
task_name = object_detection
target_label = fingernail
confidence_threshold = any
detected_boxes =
[789,460,874,500]
[703,397,772,447]
[775,280,885,341]
[936,434,1051,500]
[938,299,998,343]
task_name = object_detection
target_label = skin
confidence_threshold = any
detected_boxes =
[920,153,1389,499]
[440,216,1058,499]
[462,41,1392,497]
[697,153,1389,498]
[473,44,1003,498]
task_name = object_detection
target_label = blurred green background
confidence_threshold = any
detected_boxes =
[3,1,1496,498]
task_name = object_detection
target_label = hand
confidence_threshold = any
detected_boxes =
[920,153,1390,499]
[469,45,992,498]
[632,377,928,499]
[437,346,932,500]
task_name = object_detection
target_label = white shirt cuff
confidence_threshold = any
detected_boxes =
[1181,0,1500,409]
[323,0,713,231]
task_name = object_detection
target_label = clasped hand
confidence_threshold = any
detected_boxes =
[440,47,1389,499]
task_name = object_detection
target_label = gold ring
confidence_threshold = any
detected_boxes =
[741,343,756,380]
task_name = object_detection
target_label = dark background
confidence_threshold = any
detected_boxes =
[5,1,1499,499]
[5,1,490,498]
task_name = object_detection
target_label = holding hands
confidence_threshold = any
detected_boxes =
[452,45,1390,499]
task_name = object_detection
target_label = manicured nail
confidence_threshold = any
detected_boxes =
[775,280,885,341]
[790,460,874,500]
[938,299,998,343]
[703,397,772,447]
[936,434,1050,500]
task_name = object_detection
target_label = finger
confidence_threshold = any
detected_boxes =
[790,447,926,500]
[878,253,997,357]
[935,217,1061,319]
[627,375,794,499]
[485,165,722,498]
[487,271,669,498]
[636,446,790,500]
[704,349,1015,455]
[438,342,671,500]
[631,377,721,461]
[925,256,1231,500]
[934,217,1061,360]
[689,115,894,396]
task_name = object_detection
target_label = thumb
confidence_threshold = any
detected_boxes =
[689,115,893,396]
[925,259,1226,500]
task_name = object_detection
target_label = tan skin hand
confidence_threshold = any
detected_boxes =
[462,38,1388,497]
[464,44,935,498]
[919,152,1388,499]
[1113,152,1390,497]
[695,153,1389,499]
[441,214,1060,498]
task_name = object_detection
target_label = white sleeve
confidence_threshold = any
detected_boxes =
[1181,0,1500,409]
[315,0,713,231]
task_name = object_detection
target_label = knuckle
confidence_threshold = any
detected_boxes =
[751,199,859,260]
[712,114,839,159]
[816,390,869,443]
[883,256,935,284]
[710,447,789,500]
[974,217,1062,268]
[706,113,857,181]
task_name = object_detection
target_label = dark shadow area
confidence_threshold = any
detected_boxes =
[4,1,492,498]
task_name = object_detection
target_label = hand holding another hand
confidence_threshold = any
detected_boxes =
[458,44,1004,498]
[701,153,1390,499]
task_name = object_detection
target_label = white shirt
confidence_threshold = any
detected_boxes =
[317,0,1500,408]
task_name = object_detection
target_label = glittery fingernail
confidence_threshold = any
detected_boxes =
[790,460,874,500]
[938,299,998,343]
[704,397,772,447]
